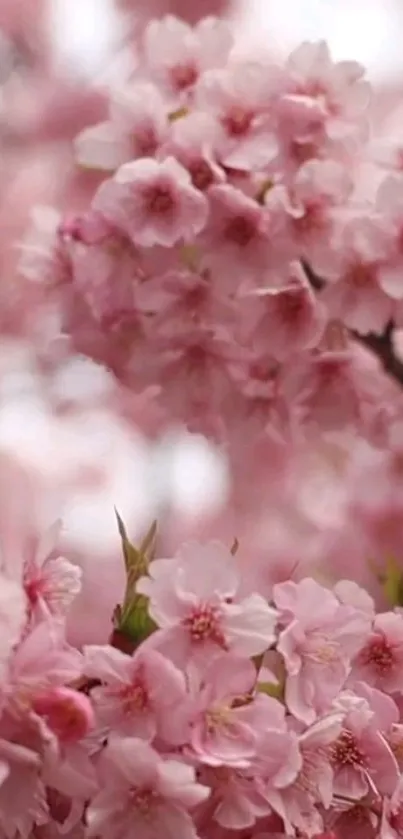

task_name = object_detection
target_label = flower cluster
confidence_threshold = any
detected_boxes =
[22,15,403,448]
[2,520,403,839]
[6,7,403,839]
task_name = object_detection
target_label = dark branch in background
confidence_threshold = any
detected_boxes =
[302,261,403,389]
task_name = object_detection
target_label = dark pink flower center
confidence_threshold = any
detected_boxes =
[189,159,215,191]
[183,604,227,647]
[331,729,365,767]
[133,126,158,158]
[117,681,149,715]
[144,185,175,215]
[224,214,257,247]
[223,107,254,137]
[346,262,375,288]
[171,63,198,91]
[360,632,394,674]
[129,787,158,816]
[275,288,306,323]
[390,805,403,835]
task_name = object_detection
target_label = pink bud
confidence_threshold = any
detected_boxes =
[32,687,94,743]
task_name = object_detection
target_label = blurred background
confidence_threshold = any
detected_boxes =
[1,0,403,643]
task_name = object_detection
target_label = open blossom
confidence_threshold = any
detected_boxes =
[84,644,189,743]
[75,82,169,172]
[242,261,325,361]
[23,520,82,622]
[188,653,280,768]
[143,15,233,98]
[86,736,209,839]
[93,157,208,248]
[331,691,399,798]
[352,612,403,694]
[137,541,278,666]
[274,578,371,724]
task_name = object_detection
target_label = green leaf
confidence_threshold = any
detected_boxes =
[115,508,141,575]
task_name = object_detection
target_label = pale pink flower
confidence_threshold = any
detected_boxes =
[317,215,393,336]
[23,520,82,622]
[143,16,233,98]
[266,713,342,837]
[331,691,399,798]
[274,578,371,724]
[281,41,371,149]
[242,262,325,361]
[352,612,403,694]
[199,184,277,287]
[161,111,225,191]
[86,736,209,839]
[189,653,279,768]
[287,158,352,263]
[93,157,208,247]
[137,541,277,666]
[75,83,169,172]
[195,62,279,171]
[84,644,189,744]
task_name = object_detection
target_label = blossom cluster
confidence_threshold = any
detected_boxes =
[2,519,403,839]
[5,8,403,839]
[22,15,403,448]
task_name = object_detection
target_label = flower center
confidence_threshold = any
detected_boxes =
[129,788,158,818]
[359,632,394,674]
[171,63,198,91]
[224,215,256,247]
[223,107,253,137]
[189,159,214,191]
[144,185,175,215]
[117,681,149,716]
[183,604,227,647]
[331,729,365,767]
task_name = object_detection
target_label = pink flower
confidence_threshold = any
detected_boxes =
[189,653,279,768]
[75,83,169,172]
[331,691,399,798]
[199,184,277,287]
[195,61,279,171]
[281,41,371,150]
[352,612,403,694]
[143,16,233,98]
[266,713,343,837]
[31,687,94,744]
[161,111,225,191]
[86,736,209,839]
[93,157,208,248]
[84,644,189,744]
[318,214,393,336]
[242,262,325,361]
[274,578,371,724]
[23,520,82,622]
[137,541,277,666]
